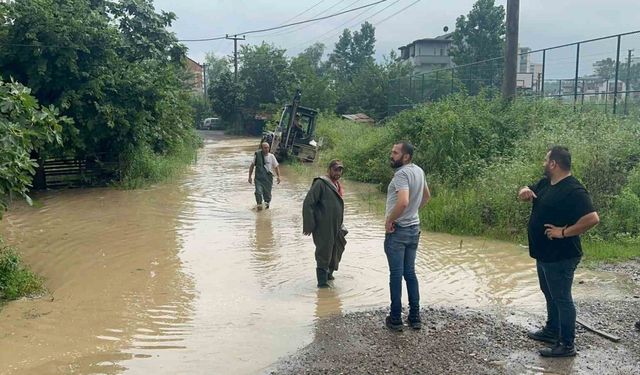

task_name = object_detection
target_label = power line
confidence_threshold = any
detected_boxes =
[278,0,328,26]
[249,0,361,39]
[312,0,401,45]
[289,0,403,55]
[373,0,421,26]
[223,0,387,37]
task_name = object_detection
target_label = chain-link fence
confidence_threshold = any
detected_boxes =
[388,30,640,116]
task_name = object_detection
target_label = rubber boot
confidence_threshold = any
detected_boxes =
[316,268,329,288]
[327,269,335,280]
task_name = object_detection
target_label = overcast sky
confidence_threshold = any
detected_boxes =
[153,0,640,76]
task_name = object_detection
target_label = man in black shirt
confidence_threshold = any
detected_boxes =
[518,146,600,357]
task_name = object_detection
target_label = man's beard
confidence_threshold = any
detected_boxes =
[390,158,403,169]
[543,166,551,178]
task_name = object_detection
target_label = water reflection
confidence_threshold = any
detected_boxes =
[315,287,343,320]
[250,209,278,278]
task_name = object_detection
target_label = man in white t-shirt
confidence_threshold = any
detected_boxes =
[248,142,281,210]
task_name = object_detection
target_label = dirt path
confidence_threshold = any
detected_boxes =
[268,260,640,374]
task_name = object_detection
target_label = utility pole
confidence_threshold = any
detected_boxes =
[202,62,208,101]
[226,34,246,82]
[502,0,520,102]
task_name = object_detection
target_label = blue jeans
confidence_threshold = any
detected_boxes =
[536,257,581,345]
[384,224,421,321]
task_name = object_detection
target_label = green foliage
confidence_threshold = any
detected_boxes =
[0,239,43,301]
[593,58,616,80]
[209,69,242,123]
[0,79,69,217]
[189,95,215,128]
[0,0,197,173]
[316,95,640,262]
[239,42,292,110]
[450,0,505,66]
[290,44,337,112]
[119,136,200,189]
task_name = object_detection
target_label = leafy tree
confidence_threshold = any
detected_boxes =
[204,53,231,91]
[298,43,326,74]
[449,0,505,66]
[0,79,69,217]
[290,44,336,112]
[593,58,617,80]
[328,29,353,82]
[209,70,242,123]
[350,22,376,69]
[238,42,292,111]
[0,0,195,164]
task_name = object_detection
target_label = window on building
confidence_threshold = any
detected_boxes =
[440,49,444,56]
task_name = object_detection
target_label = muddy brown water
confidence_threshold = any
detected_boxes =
[0,132,629,374]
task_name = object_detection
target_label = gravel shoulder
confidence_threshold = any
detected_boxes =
[268,260,640,375]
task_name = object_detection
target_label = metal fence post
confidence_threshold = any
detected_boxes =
[625,49,633,115]
[613,35,621,114]
[541,49,546,97]
[573,43,580,110]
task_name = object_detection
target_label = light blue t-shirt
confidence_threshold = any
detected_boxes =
[385,163,426,227]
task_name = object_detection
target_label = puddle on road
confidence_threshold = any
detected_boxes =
[0,132,629,374]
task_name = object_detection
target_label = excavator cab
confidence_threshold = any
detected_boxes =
[262,90,319,162]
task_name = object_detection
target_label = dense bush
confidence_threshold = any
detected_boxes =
[317,94,640,251]
[0,239,43,301]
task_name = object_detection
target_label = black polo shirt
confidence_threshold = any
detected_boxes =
[527,176,595,262]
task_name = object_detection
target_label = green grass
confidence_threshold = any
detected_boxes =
[583,240,640,264]
[0,240,43,302]
[118,139,202,189]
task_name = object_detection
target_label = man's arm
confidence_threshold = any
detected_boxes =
[419,184,431,209]
[274,165,281,184]
[248,162,255,184]
[385,189,409,233]
[544,212,600,240]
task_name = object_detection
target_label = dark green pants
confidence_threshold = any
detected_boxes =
[254,174,273,204]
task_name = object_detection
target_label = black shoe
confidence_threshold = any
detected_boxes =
[327,271,335,280]
[539,342,576,357]
[265,202,270,209]
[635,320,640,330]
[527,328,558,344]
[407,317,422,330]
[385,316,403,332]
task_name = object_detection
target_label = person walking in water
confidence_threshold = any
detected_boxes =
[384,141,430,332]
[303,160,348,288]
[248,142,281,210]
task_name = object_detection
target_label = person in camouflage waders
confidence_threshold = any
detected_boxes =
[248,142,281,210]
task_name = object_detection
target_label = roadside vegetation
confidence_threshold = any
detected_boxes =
[0,0,203,302]
[316,93,640,263]
[0,239,43,303]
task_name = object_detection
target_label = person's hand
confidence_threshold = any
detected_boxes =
[277,177,281,184]
[544,224,565,240]
[303,231,311,236]
[518,187,537,201]
[248,177,252,184]
[385,220,396,233]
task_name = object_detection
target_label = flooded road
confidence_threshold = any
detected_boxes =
[0,132,629,374]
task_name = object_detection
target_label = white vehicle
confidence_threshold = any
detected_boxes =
[201,117,220,130]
